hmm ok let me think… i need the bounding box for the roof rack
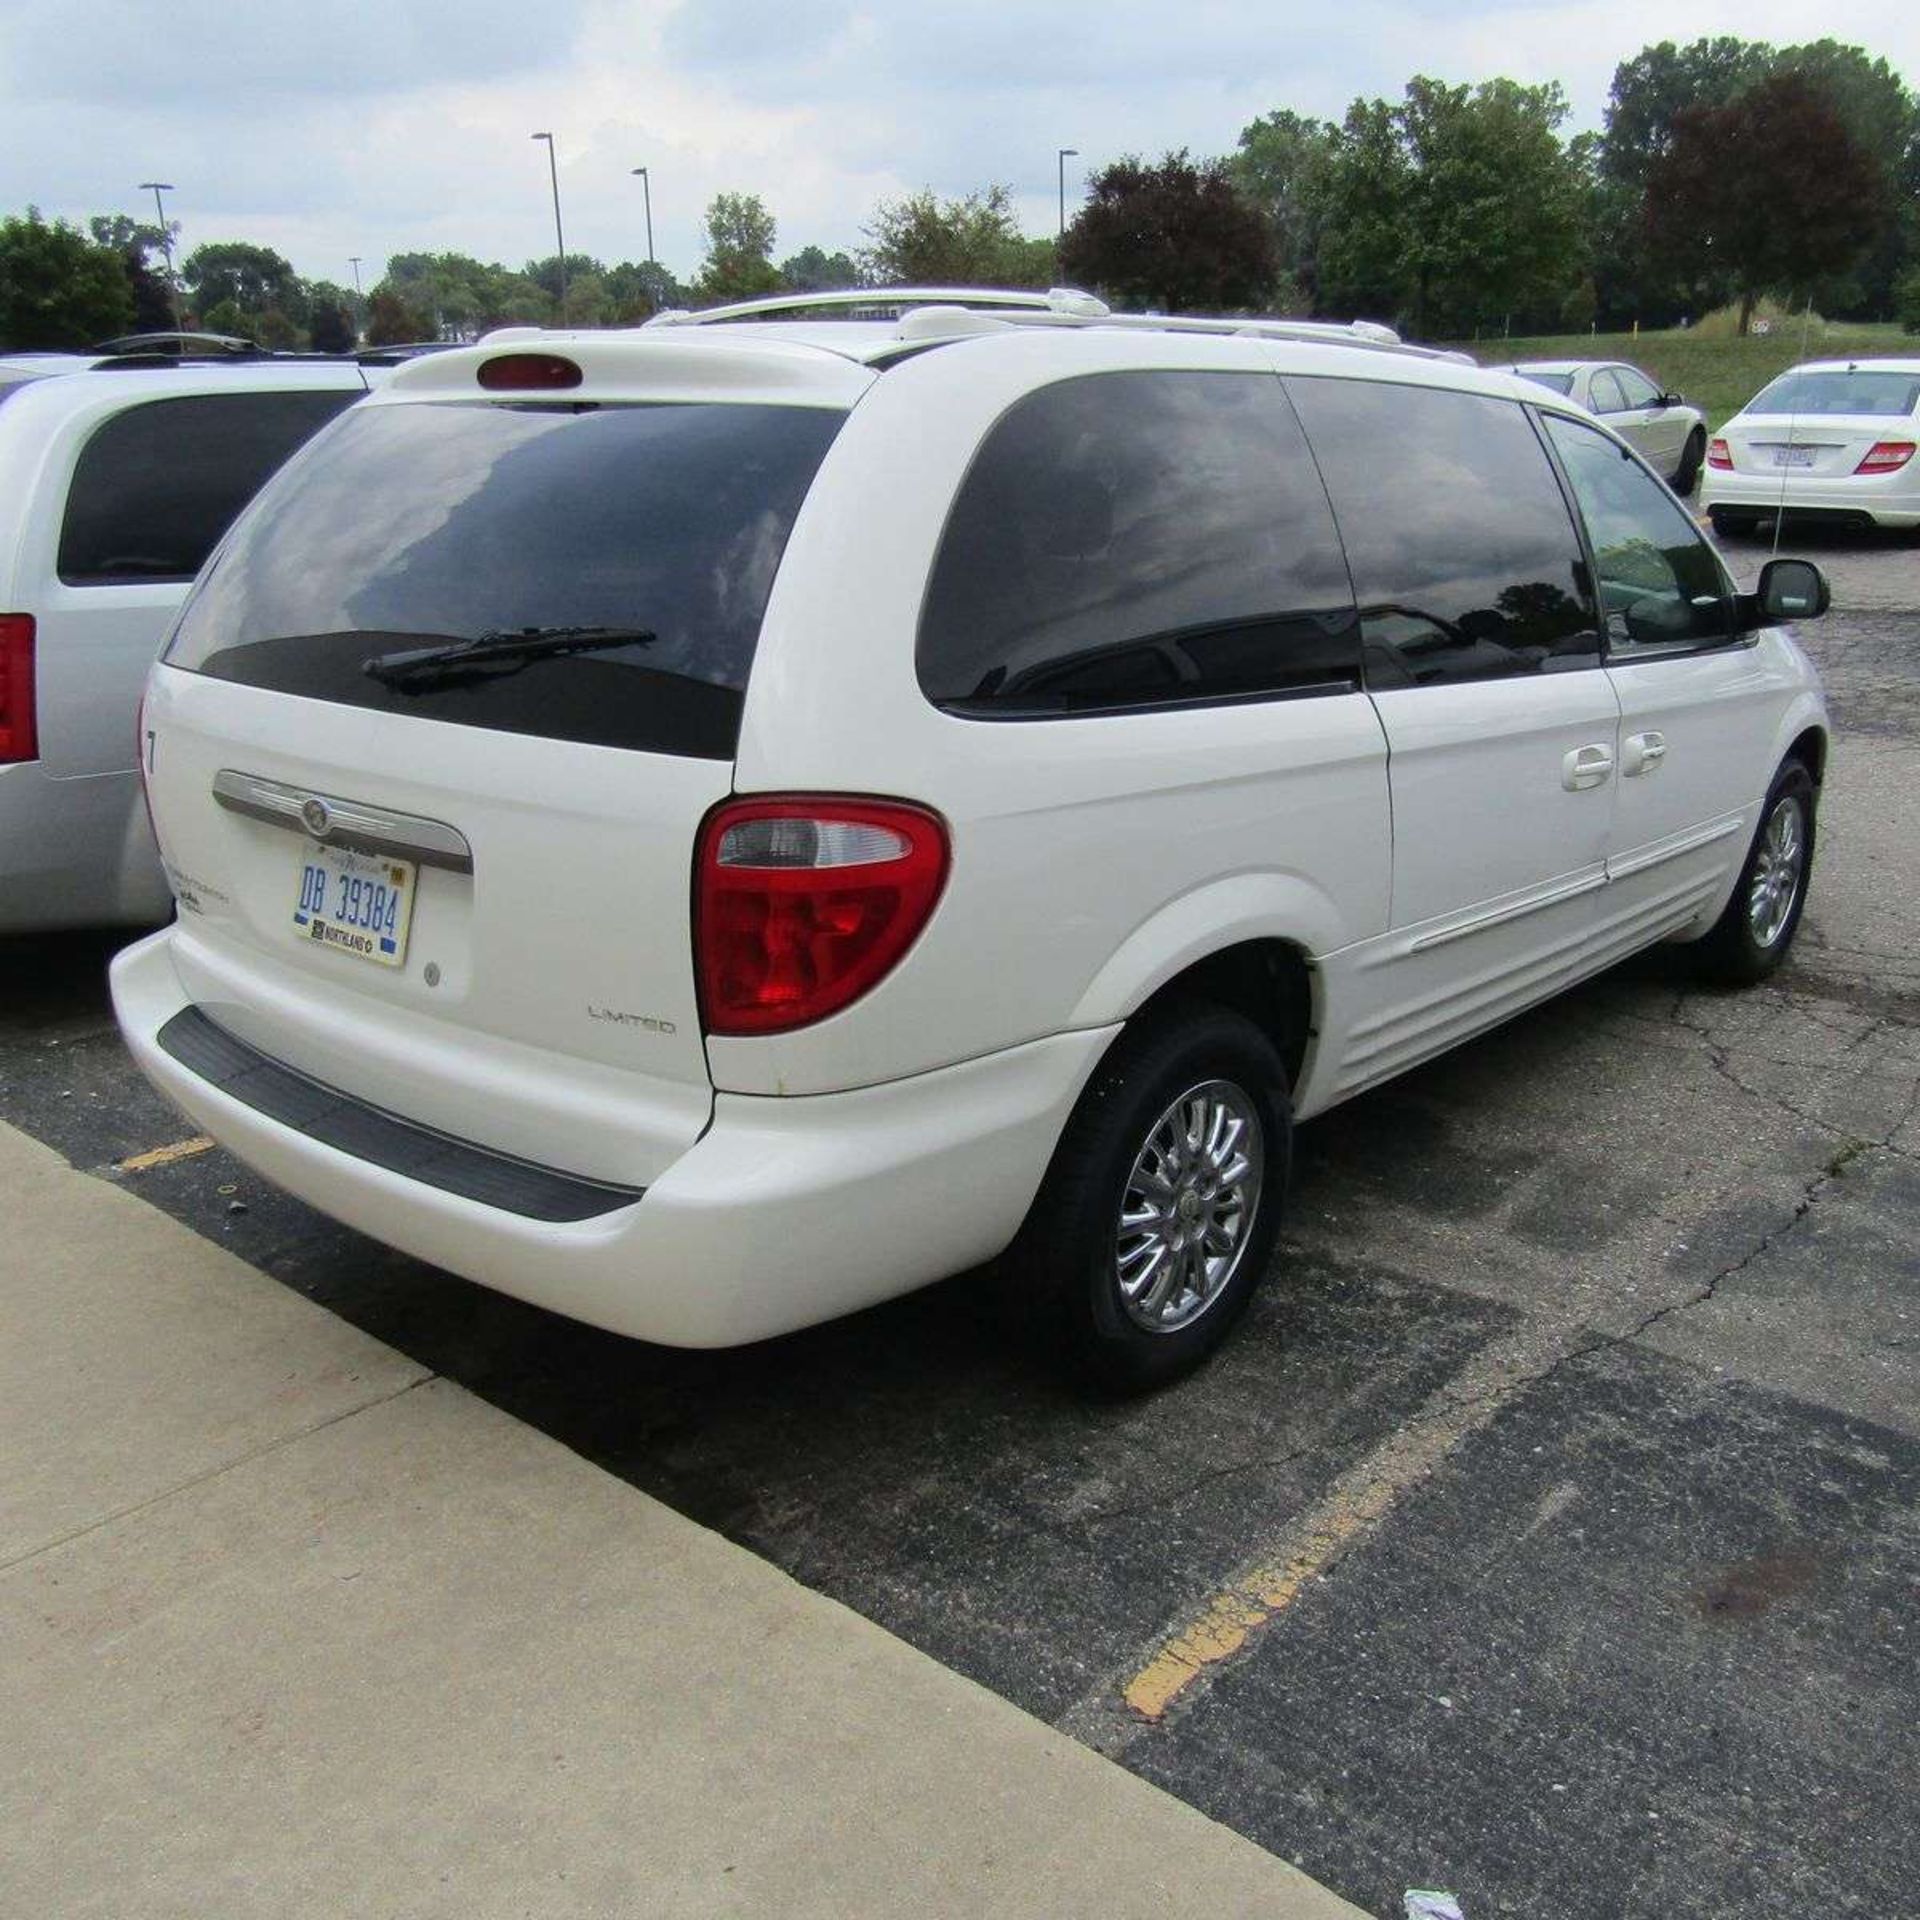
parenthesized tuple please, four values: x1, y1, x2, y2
(647, 286, 1111, 326)
(644, 286, 1469, 365)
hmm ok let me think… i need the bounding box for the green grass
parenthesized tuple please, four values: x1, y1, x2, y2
(1446, 320, 1912, 429)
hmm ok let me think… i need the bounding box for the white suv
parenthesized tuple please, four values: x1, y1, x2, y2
(0, 357, 374, 932)
(111, 290, 1831, 1389)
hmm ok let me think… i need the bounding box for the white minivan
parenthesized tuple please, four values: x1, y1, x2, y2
(112, 291, 1831, 1389)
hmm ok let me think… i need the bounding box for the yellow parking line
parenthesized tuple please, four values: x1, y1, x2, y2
(117, 1135, 216, 1172)
(1120, 1319, 1559, 1723)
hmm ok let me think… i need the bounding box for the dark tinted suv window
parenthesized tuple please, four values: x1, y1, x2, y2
(165, 399, 846, 760)
(58, 389, 359, 585)
(918, 370, 1358, 716)
(1286, 377, 1597, 688)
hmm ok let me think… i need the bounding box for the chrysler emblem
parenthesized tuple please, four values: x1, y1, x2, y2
(301, 797, 331, 837)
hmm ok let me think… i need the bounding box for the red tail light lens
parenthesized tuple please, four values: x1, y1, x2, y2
(477, 353, 583, 392)
(1855, 440, 1915, 475)
(695, 796, 949, 1036)
(0, 615, 36, 763)
(1706, 438, 1733, 470)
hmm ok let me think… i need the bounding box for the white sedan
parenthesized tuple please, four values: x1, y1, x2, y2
(1503, 360, 1708, 493)
(1701, 358, 1920, 535)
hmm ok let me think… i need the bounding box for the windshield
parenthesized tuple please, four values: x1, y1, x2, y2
(1746, 369, 1920, 419)
(165, 398, 846, 759)
(1511, 369, 1575, 396)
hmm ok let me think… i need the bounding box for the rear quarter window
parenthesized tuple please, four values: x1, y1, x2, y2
(917, 369, 1359, 717)
(57, 388, 361, 585)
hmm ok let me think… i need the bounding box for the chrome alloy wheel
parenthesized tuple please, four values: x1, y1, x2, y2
(1114, 1079, 1264, 1333)
(1748, 794, 1806, 949)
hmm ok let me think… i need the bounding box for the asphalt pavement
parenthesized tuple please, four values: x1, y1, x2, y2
(1, 523, 1915, 1918)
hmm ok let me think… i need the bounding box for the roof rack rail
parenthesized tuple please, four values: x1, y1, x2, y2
(645, 285, 1469, 365)
(648, 286, 1111, 327)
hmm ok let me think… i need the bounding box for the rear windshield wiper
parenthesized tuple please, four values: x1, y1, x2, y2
(363, 625, 656, 691)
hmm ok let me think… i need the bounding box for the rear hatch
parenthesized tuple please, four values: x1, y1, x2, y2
(1722, 366, 1920, 478)
(146, 347, 863, 1183)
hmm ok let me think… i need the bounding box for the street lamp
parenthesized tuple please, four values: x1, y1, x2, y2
(347, 256, 364, 342)
(1057, 148, 1079, 238)
(630, 167, 655, 266)
(531, 132, 569, 324)
(138, 180, 180, 326)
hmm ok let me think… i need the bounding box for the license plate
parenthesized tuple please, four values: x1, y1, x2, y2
(1772, 446, 1816, 468)
(292, 840, 416, 967)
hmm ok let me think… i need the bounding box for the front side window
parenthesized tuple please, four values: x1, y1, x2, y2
(1614, 367, 1663, 411)
(917, 370, 1359, 717)
(1542, 412, 1734, 656)
(58, 389, 360, 585)
(1286, 377, 1596, 689)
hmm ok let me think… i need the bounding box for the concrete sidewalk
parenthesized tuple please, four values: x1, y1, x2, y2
(0, 1121, 1367, 1919)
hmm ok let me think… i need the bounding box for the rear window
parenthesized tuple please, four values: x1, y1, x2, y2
(58, 389, 361, 585)
(1746, 369, 1920, 418)
(165, 399, 846, 760)
(1511, 369, 1575, 396)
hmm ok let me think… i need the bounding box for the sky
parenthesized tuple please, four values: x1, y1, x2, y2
(1, 0, 1914, 291)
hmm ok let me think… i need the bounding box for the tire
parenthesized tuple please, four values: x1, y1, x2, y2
(1688, 760, 1816, 985)
(1001, 1002, 1292, 1394)
(1708, 508, 1756, 538)
(1671, 428, 1706, 497)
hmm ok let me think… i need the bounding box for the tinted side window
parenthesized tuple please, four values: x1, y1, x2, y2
(1614, 367, 1662, 410)
(1285, 377, 1596, 689)
(918, 370, 1358, 716)
(58, 389, 359, 586)
(1541, 412, 1734, 655)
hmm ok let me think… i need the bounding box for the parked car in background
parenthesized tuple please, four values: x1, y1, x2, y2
(113, 290, 1829, 1390)
(1702, 358, 1920, 536)
(1502, 360, 1708, 494)
(1, 357, 377, 933)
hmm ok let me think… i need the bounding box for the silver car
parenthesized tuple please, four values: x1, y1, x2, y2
(0, 359, 375, 933)
(1503, 360, 1708, 495)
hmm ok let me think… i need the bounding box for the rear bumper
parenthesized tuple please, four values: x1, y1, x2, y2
(1700, 470, 1920, 528)
(112, 927, 1115, 1347)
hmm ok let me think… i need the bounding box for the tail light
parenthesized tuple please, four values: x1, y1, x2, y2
(1706, 438, 1733, 471)
(1855, 441, 1915, 475)
(695, 796, 949, 1036)
(478, 353, 582, 392)
(0, 615, 35, 763)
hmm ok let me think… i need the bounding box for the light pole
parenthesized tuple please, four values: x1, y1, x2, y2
(531, 132, 568, 324)
(630, 167, 655, 267)
(139, 180, 180, 326)
(347, 256, 364, 343)
(1057, 148, 1078, 238)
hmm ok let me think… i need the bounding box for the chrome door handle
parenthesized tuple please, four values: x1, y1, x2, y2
(1622, 731, 1667, 777)
(1562, 744, 1615, 792)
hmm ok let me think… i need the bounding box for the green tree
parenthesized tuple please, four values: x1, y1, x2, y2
(0, 209, 134, 347)
(1646, 72, 1887, 332)
(1897, 265, 1920, 333)
(1059, 152, 1274, 312)
(695, 194, 781, 303)
(1230, 110, 1337, 306)
(779, 245, 862, 292)
(1315, 79, 1589, 336)
(308, 297, 356, 353)
(603, 259, 687, 321)
(197, 299, 255, 341)
(861, 185, 1045, 287)
(89, 213, 178, 331)
(183, 241, 308, 327)
(364, 285, 434, 347)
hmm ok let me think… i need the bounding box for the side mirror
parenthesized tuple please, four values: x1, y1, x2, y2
(1756, 557, 1830, 624)
(1658, 391, 1684, 409)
